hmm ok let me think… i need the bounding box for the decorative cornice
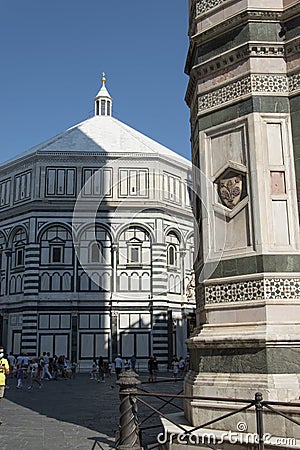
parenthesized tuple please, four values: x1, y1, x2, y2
(191, 9, 282, 46)
(282, 1, 300, 22)
(185, 42, 285, 106)
(286, 36, 300, 59)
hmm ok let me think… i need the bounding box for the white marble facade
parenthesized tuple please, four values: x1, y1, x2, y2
(0, 76, 195, 369)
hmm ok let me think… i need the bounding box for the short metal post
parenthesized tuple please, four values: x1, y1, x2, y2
(255, 392, 264, 450)
(115, 370, 142, 450)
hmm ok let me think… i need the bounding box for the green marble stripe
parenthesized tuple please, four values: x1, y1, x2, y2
(190, 347, 300, 374)
(201, 254, 300, 279)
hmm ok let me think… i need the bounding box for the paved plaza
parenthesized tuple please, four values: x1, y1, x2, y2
(0, 372, 183, 450)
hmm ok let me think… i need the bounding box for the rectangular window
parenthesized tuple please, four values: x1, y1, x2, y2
(163, 172, 182, 204)
(82, 168, 112, 197)
(129, 246, 140, 264)
(0, 179, 11, 207)
(16, 248, 24, 266)
(52, 246, 62, 263)
(46, 168, 76, 197)
(119, 168, 149, 197)
(14, 171, 32, 203)
(101, 100, 106, 115)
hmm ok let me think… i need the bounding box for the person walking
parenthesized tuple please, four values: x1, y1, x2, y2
(70, 361, 77, 379)
(152, 356, 159, 382)
(0, 347, 9, 424)
(107, 361, 112, 377)
(178, 357, 185, 375)
(16, 352, 23, 368)
(130, 355, 137, 372)
(98, 356, 104, 382)
(124, 359, 130, 371)
(0, 346, 9, 395)
(171, 357, 179, 381)
(7, 352, 15, 379)
(90, 358, 98, 380)
(114, 354, 123, 379)
(27, 359, 42, 390)
(16, 365, 24, 389)
(147, 356, 154, 382)
(22, 353, 29, 378)
(41, 352, 52, 380)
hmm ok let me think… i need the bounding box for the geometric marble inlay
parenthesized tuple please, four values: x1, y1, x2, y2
(196, 0, 227, 15)
(205, 277, 300, 304)
(198, 74, 289, 113)
(289, 72, 300, 93)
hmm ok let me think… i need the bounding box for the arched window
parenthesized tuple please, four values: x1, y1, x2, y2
(141, 272, 150, 291)
(118, 226, 151, 266)
(40, 273, 50, 291)
(90, 242, 101, 263)
(120, 272, 129, 291)
(11, 228, 27, 269)
(0, 232, 5, 271)
(51, 272, 61, 291)
(78, 226, 112, 266)
(166, 232, 180, 267)
(130, 272, 140, 291)
(168, 245, 176, 266)
(40, 225, 73, 265)
(79, 272, 89, 291)
(117, 226, 152, 293)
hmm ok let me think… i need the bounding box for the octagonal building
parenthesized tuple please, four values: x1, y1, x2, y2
(0, 75, 195, 369)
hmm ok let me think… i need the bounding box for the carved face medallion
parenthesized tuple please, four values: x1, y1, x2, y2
(219, 175, 242, 209)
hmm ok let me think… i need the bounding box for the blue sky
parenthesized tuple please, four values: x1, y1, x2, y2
(0, 1, 191, 164)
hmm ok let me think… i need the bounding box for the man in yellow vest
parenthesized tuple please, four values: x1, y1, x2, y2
(0, 346, 10, 411)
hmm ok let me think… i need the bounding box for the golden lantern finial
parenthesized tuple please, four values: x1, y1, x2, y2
(102, 72, 106, 85)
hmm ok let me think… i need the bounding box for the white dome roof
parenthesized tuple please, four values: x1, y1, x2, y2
(7, 115, 190, 167)
(3, 75, 190, 168)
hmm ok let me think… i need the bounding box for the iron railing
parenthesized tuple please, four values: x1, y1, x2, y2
(115, 371, 300, 450)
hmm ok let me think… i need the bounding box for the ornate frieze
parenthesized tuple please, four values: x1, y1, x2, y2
(196, 0, 227, 15)
(289, 73, 300, 93)
(186, 44, 284, 107)
(205, 277, 300, 304)
(198, 74, 289, 113)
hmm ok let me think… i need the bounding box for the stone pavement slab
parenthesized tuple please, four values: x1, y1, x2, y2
(0, 373, 183, 450)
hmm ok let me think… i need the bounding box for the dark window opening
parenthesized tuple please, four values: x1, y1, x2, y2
(101, 100, 106, 115)
(16, 248, 24, 266)
(52, 247, 62, 263)
(129, 246, 140, 264)
(91, 243, 100, 263)
(168, 246, 176, 266)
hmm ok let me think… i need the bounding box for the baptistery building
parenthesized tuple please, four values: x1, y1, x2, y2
(0, 75, 195, 369)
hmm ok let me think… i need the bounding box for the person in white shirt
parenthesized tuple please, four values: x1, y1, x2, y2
(41, 352, 52, 380)
(16, 353, 23, 367)
(171, 357, 180, 381)
(7, 352, 16, 378)
(27, 359, 42, 390)
(114, 355, 123, 379)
